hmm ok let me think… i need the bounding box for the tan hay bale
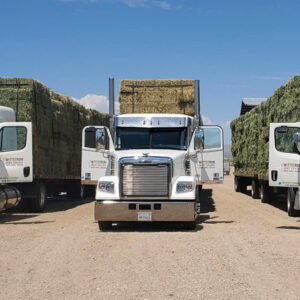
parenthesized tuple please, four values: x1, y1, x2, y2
(119, 79, 197, 117)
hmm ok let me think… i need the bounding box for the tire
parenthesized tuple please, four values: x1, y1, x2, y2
(234, 176, 246, 193)
(98, 221, 112, 231)
(29, 182, 46, 212)
(251, 179, 260, 199)
(287, 188, 297, 217)
(184, 221, 196, 230)
(260, 183, 270, 203)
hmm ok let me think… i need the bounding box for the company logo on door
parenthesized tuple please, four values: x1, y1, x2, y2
(199, 160, 215, 168)
(4, 158, 24, 167)
(89, 160, 107, 169)
(282, 163, 300, 173)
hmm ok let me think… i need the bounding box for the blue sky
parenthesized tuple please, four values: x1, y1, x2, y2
(1, 0, 300, 143)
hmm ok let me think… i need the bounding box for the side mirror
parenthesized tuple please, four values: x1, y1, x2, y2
(293, 132, 300, 153)
(96, 128, 107, 151)
(195, 129, 204, 151)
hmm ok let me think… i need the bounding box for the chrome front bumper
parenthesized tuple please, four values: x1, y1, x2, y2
(94, 201, 196, 222)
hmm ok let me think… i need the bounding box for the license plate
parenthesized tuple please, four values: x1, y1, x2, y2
(138, 212, 152, 222)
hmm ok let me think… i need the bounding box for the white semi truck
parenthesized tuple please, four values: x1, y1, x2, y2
(82, 79, 224, 230)
(234, 123, 300, 216)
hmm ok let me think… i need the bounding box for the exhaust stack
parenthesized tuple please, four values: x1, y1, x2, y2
(109, 77, 115, 116)
(109, 78, 115, 134)
(194, 80, 200, 124)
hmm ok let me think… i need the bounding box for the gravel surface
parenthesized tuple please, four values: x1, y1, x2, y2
(1, 172, 300, 300)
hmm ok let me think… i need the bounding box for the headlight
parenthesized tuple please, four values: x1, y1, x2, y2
(98, 181, 114, 193)
(177, 181, 193, 193)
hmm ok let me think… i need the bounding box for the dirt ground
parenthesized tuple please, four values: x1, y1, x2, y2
(1, 172, 300, 300)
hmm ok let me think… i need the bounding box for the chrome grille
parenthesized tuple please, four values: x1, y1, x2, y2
(122, 164, 169, 197)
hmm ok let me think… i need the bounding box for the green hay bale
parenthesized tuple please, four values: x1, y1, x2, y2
(231, 76, 300, 180)
(0, 77, 109, 179)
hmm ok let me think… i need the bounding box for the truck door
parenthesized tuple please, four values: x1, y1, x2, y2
(0, 122, 33, 183)
(189, 126, 224, 184)
(81, 126, 114, 185)
(269, 123, 300, 187)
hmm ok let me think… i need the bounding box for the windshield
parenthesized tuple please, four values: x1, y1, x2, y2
(115, 127, 188, 150)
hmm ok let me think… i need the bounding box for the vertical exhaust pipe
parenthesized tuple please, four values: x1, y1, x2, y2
(109, 78, 115, 134)
(109, 77, 115, 116)
(194, 80, 200, 124)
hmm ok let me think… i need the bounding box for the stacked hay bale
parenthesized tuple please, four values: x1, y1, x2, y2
(231, 76, 300, 180)
(0, 78, 109, 179)
(119, 79, 200, 120)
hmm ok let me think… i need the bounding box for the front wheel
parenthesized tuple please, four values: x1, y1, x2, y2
(29, 182, 46, 212)
(287, 188, 297, 217)
(260, 183, 270, 203)
(251, 179, 260, 199)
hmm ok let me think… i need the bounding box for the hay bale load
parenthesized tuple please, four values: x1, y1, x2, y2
(231, 76, 300, 180)
(119, 79, 200, 120)
(0, 78, 109, 203)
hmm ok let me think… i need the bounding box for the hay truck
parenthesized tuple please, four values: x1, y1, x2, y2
(231, 76, 300, 216)
(0, 78, 109, 212)
(0, 106, 29, 211)
(82, 79, 224, 230)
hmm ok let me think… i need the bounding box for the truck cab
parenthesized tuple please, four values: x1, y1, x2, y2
(82, 113, 224, 230)
(0, 106, 32, 211)
(269, 122, 300, 216)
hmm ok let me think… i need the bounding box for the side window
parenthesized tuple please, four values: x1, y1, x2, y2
(0, 126, 27, 152)
(203, 128, 221, 149)
(275, 127, 300, 154)
(84, 127, 108, 150)
(84, 128, 96, 148)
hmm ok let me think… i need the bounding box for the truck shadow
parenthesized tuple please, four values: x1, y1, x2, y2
(277, 226, 300, 230)
(100, 221, 204, 232)
(266, 194, 288, 213)
(240, 190, 288, 214)
(0, 213, 54, 225)
(11, 196, 94, 214)
(198, 214, 234, 224)
(199, 188, 216, 213)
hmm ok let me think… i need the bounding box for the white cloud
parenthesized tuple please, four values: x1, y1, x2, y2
(201, 115, 214, 125)
(58, 0, 171, 9)
(74, 94, 120, 114)
(122, 0, 148, 7)
(153, 0, 170, 9)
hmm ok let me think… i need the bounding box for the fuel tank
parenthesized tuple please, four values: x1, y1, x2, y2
(0, 185, 21, 211)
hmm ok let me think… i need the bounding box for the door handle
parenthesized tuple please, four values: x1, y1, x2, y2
(271, 170, 278, 181)
(23, 167, 30, 177)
